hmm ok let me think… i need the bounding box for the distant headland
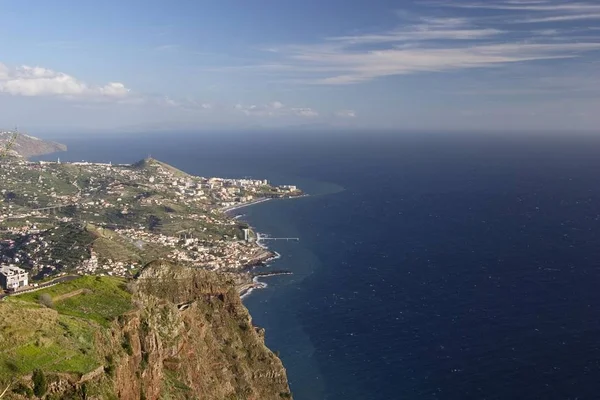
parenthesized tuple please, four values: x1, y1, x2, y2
(0, 130, 67, 159)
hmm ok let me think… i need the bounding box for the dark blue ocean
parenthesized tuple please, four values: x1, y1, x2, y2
(38, 132, 600, 399)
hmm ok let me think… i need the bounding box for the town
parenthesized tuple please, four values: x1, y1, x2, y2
(0, 156, 302, 291)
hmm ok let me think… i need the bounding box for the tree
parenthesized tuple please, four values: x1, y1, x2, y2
(147, 215, 162, 232)
(32, 369, 47, 397)
(3, 191, 16, 203)
(62, 205, 78, 217)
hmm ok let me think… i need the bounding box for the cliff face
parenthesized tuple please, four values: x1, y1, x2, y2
(112, 261, 291, 400)
(0, 132, 66, 158)
(1, 262, 291, 399)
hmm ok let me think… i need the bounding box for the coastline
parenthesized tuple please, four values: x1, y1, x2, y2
(223, 192, 310, 213)
(226, 197, 297, 300)
(237, 238, 284, 298)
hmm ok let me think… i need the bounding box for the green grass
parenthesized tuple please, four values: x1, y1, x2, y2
(14, 343, 69, 372)
(15, 276, 133, 327)
(0, 276, 135, 379)
(0, 308, 101, 378)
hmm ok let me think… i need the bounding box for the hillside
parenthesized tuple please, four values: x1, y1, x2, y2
(0, 131, 66, 159)
(0, 261, 292, 399)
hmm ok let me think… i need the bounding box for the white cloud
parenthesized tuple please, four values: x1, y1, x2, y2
(336, 110, 356, 118)
(157, 97, 215, 111)
(163, 96, 179, 107)
(98, 82, 129, 97)
(328, 17, 503, 44)
(291, 107, 319, 117)
(0, 63, 131, 99)
(235, 101, 318, 117)
(0, 64, 9, 80)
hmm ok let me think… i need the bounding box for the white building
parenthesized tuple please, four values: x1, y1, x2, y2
(0, 265, 29, 291)
(242, 228, 250, 242)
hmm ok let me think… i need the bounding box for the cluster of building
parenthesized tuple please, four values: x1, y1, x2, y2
(0, 157, 302, 287)
(78, 250, 135, 277)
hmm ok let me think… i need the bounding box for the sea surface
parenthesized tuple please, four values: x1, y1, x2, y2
(38, 131, 600, 399)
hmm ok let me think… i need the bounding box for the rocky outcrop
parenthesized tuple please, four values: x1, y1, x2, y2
(110, 260, 292, 400)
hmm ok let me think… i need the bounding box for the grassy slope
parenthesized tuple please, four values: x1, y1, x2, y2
(0, 266, 291, 399)
(0, 276, 132, 380)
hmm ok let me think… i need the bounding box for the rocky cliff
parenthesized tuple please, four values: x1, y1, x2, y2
(0, 131, 66, 158)
(113, 261, 291, 400)
(0, 261, 292, 399)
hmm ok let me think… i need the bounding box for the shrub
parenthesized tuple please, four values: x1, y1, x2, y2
(104, 355, 115, 377)
(122, 333, 133, 356)
(12, 382, 34, 397)
(39, 293, 54, 309)
(32, 369, 47, 397)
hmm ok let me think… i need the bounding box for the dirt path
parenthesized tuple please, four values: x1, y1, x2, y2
(53, 289, 87, 302)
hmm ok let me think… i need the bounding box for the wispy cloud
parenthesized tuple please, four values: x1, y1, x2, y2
(327, 17, 503, 44)
(237, 2, 600, 85)
(272, 42, 600, 85)
(444, 1, 600, 23)
(447, 1, 600, 12)
(516, 13, 600, 23)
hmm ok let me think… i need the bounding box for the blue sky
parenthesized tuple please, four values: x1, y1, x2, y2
(0, 0, 599, 133)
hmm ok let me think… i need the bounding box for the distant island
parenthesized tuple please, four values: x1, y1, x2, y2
(0, 134, 299, 399)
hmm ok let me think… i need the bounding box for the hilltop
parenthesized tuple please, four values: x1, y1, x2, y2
(0, 131, 66, 159)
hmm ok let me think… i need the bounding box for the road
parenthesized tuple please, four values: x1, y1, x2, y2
(0, 274, 80, 300)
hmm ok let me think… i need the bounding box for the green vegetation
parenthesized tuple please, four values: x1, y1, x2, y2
(0, 310, 98, 379)
(122, 332, 134, 356)
(32, 368, 47, 397)
(0, 276, 132, 382)
(0, 263, 293, 399)
(15, 275, 133, 326)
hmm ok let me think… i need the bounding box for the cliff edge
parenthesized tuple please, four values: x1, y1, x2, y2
(0, 261, 292, 399)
